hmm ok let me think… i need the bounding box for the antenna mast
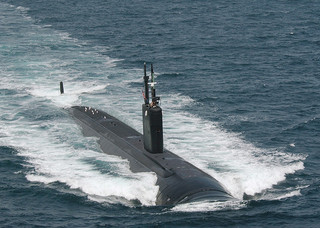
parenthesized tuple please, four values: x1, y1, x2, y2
(143, 62, 149, 104)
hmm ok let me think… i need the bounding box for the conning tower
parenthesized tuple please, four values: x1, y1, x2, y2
(142, 63, 163, 154)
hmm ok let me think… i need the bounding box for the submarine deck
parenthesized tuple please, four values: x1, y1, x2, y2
(69, 106, 234, 205)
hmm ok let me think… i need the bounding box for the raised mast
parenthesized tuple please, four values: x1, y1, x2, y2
(151, 63, 156, 99)
(142, 63, 163, 153)
(143, 62, 149, 105)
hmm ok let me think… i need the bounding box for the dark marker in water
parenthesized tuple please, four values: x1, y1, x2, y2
(60, 81, 64, 94)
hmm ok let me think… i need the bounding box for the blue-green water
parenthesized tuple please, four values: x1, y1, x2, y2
(1, 0, 319, 227)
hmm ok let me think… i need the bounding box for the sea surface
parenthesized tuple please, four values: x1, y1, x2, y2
(1, 0, 319, 227)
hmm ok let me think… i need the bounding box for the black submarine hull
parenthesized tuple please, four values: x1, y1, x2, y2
(69, 106, 234, 205)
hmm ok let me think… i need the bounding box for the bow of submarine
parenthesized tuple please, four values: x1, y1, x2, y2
(68, 105, 234, 206)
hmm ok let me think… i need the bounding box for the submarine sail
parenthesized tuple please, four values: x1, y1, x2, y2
(69, 63, 234, 205)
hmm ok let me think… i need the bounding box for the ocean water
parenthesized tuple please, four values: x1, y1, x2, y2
(0, 0, 319, 227)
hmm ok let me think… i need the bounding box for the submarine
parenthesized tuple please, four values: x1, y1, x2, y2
(68, 63, 234, 205)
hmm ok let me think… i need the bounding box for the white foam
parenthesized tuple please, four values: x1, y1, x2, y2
(160, 106, 306, 199)
(16, 6, 30, 12)
(0, 115, 158, 206)
(258, 185, 308, 201)
(171, 200, 246, 212)
(274, 190, 301, 200)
